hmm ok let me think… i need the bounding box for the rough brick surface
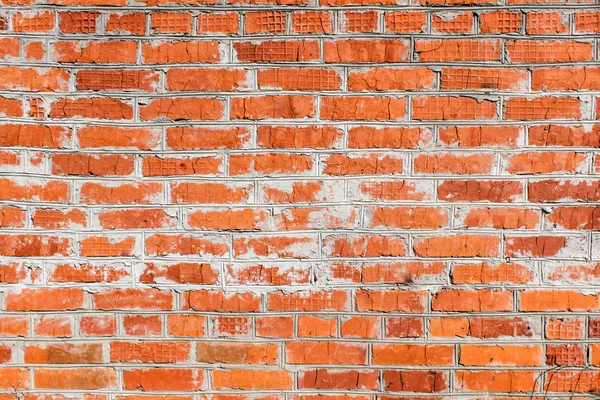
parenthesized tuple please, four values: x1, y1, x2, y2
(0, 0, 598, 397)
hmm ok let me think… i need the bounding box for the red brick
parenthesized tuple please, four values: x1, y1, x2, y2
(168, 315, 206, 337)
(268, 290, 348, 311)
(470, 317, 533, 338)
(0, 124, 71, 148)
(298, 315, 337, 338)
(0, 234, 73, 257)
(77, 126, 160, 150)
(355, 290, 426, 312)
(292, 11, 333, 34)
(111, 341, 189, 363)
(230, 153, 313, 176)
(0, 207, 25, 228)
(76, 70, 159, 91)
(0, 96, 22, 117)
(198, 13, 239, 34)
(521, 290, 600, 311)
(151, 12, 192, 34)
(413, 96, 497, 120)
(385, 317, 423, 338)
(457, 371, 536, 392)
(171, 182, 252, 204)
(480, 11, 522, 33)
(53, 41, 137, 63)
(231, 95, 316, 119)
(256, 316, 293, 338)
(287, 342, 366, 365)
(452, 262, 534, 284)
(432, 289, 513, 312)
(460, 344, 543, 366)
(546, 206, 600, 230)
(340, 11, 378, 33)
(234, 235, 318, 259)
(80, 182, 162, 204)
(439, 125, 522, 148)
(299, 369, 378, 390)
(167, 127, 250, 150)
(507, 40, 593, 63)
(34, 368, 116, 390)
(60, 11, 99, 33)
(348, 126, 431, 149)
(532, 67, 600, 91)
(342, 316, 380, 338)
(414, 152, 494, 174)
(80, 315, 117, 336)
(35, 315, 72, 337)
(258, 126, 342, 148)
(208, 318, 248, 336)
(142, 155, 221, 177)
(212, 370, 292, 390)
(145, 233, 228, 257)
(372, 344, 453, 366)
(384, 11, 427, 33)
(6, 288, 84, 311)
(245, 11, 287, 34)
(368, 206, 448, 229)
(106, 12, 146, 34)
(258, 68, 341, 91)
(234, 40, 319, 62)
(529, 179, 600, 202)
(52, 154, 134, 176)
(13, 12, 54, 32)
(441, 68, 527, 91)
(94, 288, 173, 310)
(183, 290, 260, 312)
(33, 208, 87, 229)
(348, 68, 435, 91)
(575, 11, 600, 33)
(47, 263, 128, 283)
(361, 261, 446, 284)
(438, 180, 523, 202)
(503, 151, 587, 174)
(505, 235, 580, 257)
(527, 12, 568, 34)
(432, 12, 474, 33)
(187, 209, 269, 231)
(25, 343, 103, 364)
(197, 342, 277, 364)
(321, 97, 406, 120)
(123, 368, 203, 391)
(140, 98, 223, 121)
(415, 39, 501, 61)
(167, 69, 250, 91)
(504, 96, 582, 120)
(459, 207, 540, 229)
(143, 41, 221, 64)
(323, 153, 403, 175)
(324, 39, 409, 63)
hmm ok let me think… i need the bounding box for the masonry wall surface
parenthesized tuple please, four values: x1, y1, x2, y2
(0, 0, 599, 397)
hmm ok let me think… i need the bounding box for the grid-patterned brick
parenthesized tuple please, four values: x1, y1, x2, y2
(151, 12, 192, 34)
(291, 11, 333, 34)
(197, 13, 239, 34)
(106, 13, 147, 35)
(341, 11, 379, 33)
(60, 12, 99, 34)
(245, 11, 287, 34)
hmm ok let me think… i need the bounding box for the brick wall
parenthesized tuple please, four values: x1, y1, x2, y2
(0, 0, 599, 397)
